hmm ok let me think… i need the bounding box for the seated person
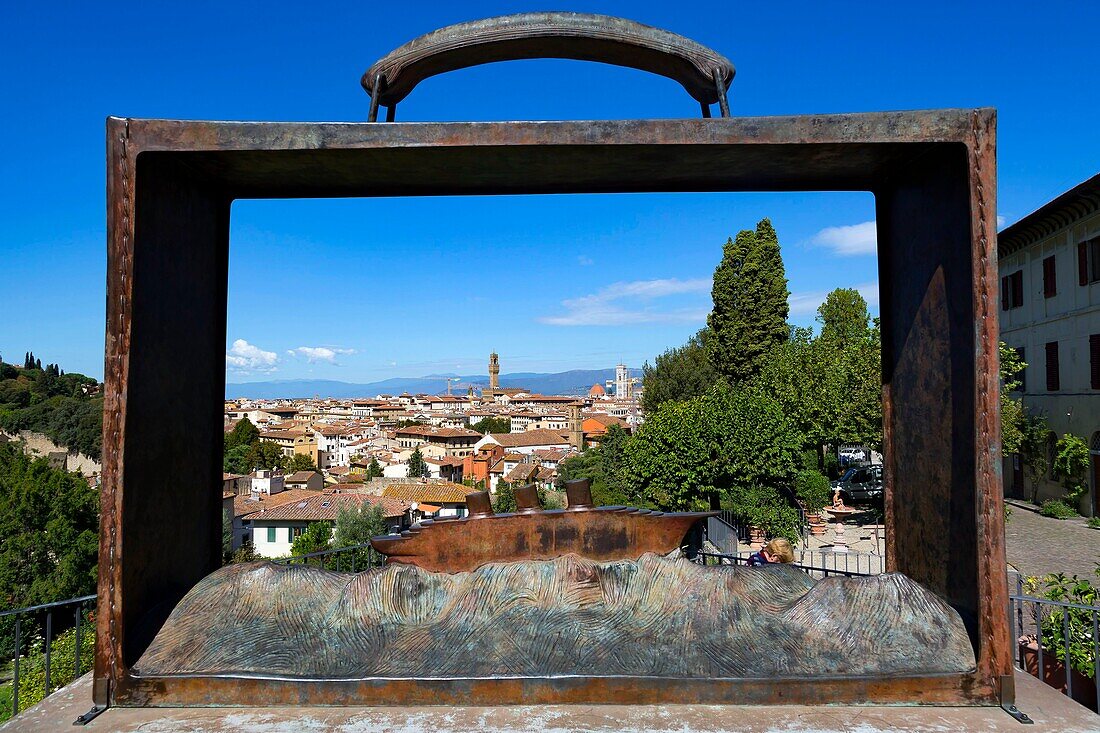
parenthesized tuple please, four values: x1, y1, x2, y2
(747, 538, 795, 566)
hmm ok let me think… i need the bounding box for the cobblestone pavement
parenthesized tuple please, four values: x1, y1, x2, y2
(1004, 500, 1100, 580)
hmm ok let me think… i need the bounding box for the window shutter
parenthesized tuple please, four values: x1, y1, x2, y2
(1012, 270, 1024, 307)
(1001, 276, 1010, 310)
(1079, 241, 1089, 285)
(1045, 341, 1060, 392)
(1043, 255, 1056, 298)
(1091, 335, 1100, 390)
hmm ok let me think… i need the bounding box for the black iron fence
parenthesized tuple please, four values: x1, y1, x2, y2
(272, 542, 386, 573)
(1, 594, 95, 721)
(1009, 572, 1099, 712)
(692, 550, 875, 578)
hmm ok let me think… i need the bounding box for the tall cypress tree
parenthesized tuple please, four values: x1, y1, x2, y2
(706, 218, 790, 382)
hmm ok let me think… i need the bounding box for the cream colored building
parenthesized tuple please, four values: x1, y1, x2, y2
(999, 172, 1100, 516)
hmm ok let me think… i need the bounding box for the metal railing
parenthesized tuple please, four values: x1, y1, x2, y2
(1, 594, 95, 720)
(272, 542, 386, 573)
(1008, 572, 1099, 711)
(692, 550, 874, 578)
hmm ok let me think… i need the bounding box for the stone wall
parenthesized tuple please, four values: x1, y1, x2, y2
(2, 430, 101, 476)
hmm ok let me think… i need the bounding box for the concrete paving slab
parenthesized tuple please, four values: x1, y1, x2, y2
(5, 671, 1098, 732)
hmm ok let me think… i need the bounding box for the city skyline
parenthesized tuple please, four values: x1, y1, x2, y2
(2, 2, 1097, 382)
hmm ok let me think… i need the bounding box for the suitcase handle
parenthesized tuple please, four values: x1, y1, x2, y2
(362, 12, 735, 121)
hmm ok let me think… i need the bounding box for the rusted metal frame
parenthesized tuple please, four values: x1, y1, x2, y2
(99, 117, 232, 709)
(112, 670, 995, 707)
(361, 13, 735, 110)
(874, 108, 1008, 705)
(101, 110, 1007, 707)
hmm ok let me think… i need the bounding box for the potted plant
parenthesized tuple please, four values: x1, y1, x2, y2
(739, 485, 802, 547)
(1017, 571, 1099, 712)
(794, 470, 831, 534)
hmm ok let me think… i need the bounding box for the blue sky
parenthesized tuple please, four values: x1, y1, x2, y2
(2, 1, 1096, 383)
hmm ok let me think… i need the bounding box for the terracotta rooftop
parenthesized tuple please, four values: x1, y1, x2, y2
(233, 488, 323, 519)
(254, 493, 410, 521)
(489, 429, 571, 448)
(285, 471, 320, 483)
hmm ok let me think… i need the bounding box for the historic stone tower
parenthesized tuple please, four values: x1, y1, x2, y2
(488, 352, 500, 391)
(568, 402, 584, 450)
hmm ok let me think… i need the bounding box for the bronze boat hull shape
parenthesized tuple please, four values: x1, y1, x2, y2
(371, 480, 717, 573)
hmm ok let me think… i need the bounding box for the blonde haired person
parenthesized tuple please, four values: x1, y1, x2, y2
(747, 538, 795, 566)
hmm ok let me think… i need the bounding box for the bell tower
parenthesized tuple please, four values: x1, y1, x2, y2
(488, 352, 500, 390)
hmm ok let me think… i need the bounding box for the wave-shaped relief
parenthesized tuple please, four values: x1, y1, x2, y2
(133, 553, 975, 679)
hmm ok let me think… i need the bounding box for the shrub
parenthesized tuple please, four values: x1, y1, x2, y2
(729, 484, 802, 544)
(0, 620, 95, 723)
(1087, 516, 1100, 529)
(1023, 572, 1098, 679)
(1053, 433, 1090, 503)
(794, 470, 831, 512)
(1039, 499, 1079, 519)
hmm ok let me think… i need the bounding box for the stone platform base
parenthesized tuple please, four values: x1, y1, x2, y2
(6, 672, 1099, 732)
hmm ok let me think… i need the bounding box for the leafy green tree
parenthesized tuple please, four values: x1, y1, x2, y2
(0, 363, 103, 460)
(366, 457, 384, 479)
(794, 469, 831, 513)
(1053, 433, 1089, 506)
(222, 507, 233, 563)
(231, 542, 259, 564)
(244, 440, 286, 472)
(225, 418, 260, 450)
(492, 480, 516, 513)
(0, 445, 98, 652)
(291, 521, 332, 556)
(1018, 413, 1051, 504)
(407, 447, 428, 478)
(706, 219, 790, 383)
(624, 383, 802, 511)
(816, 288, 870, 345)
(223, 444, 251, 475)
(287, 453, 318, 473)
(472, 416, 511, 434)
(334, 503, 387, 545)
(753, 295, 882, 459)
(332, 503, 387, 569)
(641, 329, 720, 413)
(999, 343, 1026, 455)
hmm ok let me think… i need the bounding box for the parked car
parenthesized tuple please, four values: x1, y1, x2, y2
(831, 465, 883, 506)
(838, 446, 866, 463)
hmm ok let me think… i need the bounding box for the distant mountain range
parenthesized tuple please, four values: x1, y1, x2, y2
(225, 368, 641, 400)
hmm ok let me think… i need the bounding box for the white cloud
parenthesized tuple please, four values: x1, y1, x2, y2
(997, 215, 1006, 228)
(810, 220, 878, 257)
(288, 346, 357, 364)
(577, 255, 594, 266)
(226, 339, 278, 372)
(540, 278, 711, 326)
(788, 281, 880, 317)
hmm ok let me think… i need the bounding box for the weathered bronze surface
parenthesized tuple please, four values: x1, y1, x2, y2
(99, 14, 1008, 708)
(133, 555, 975, 682)
(372, 481, 717, 573)
(361, 12, 735, 116)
